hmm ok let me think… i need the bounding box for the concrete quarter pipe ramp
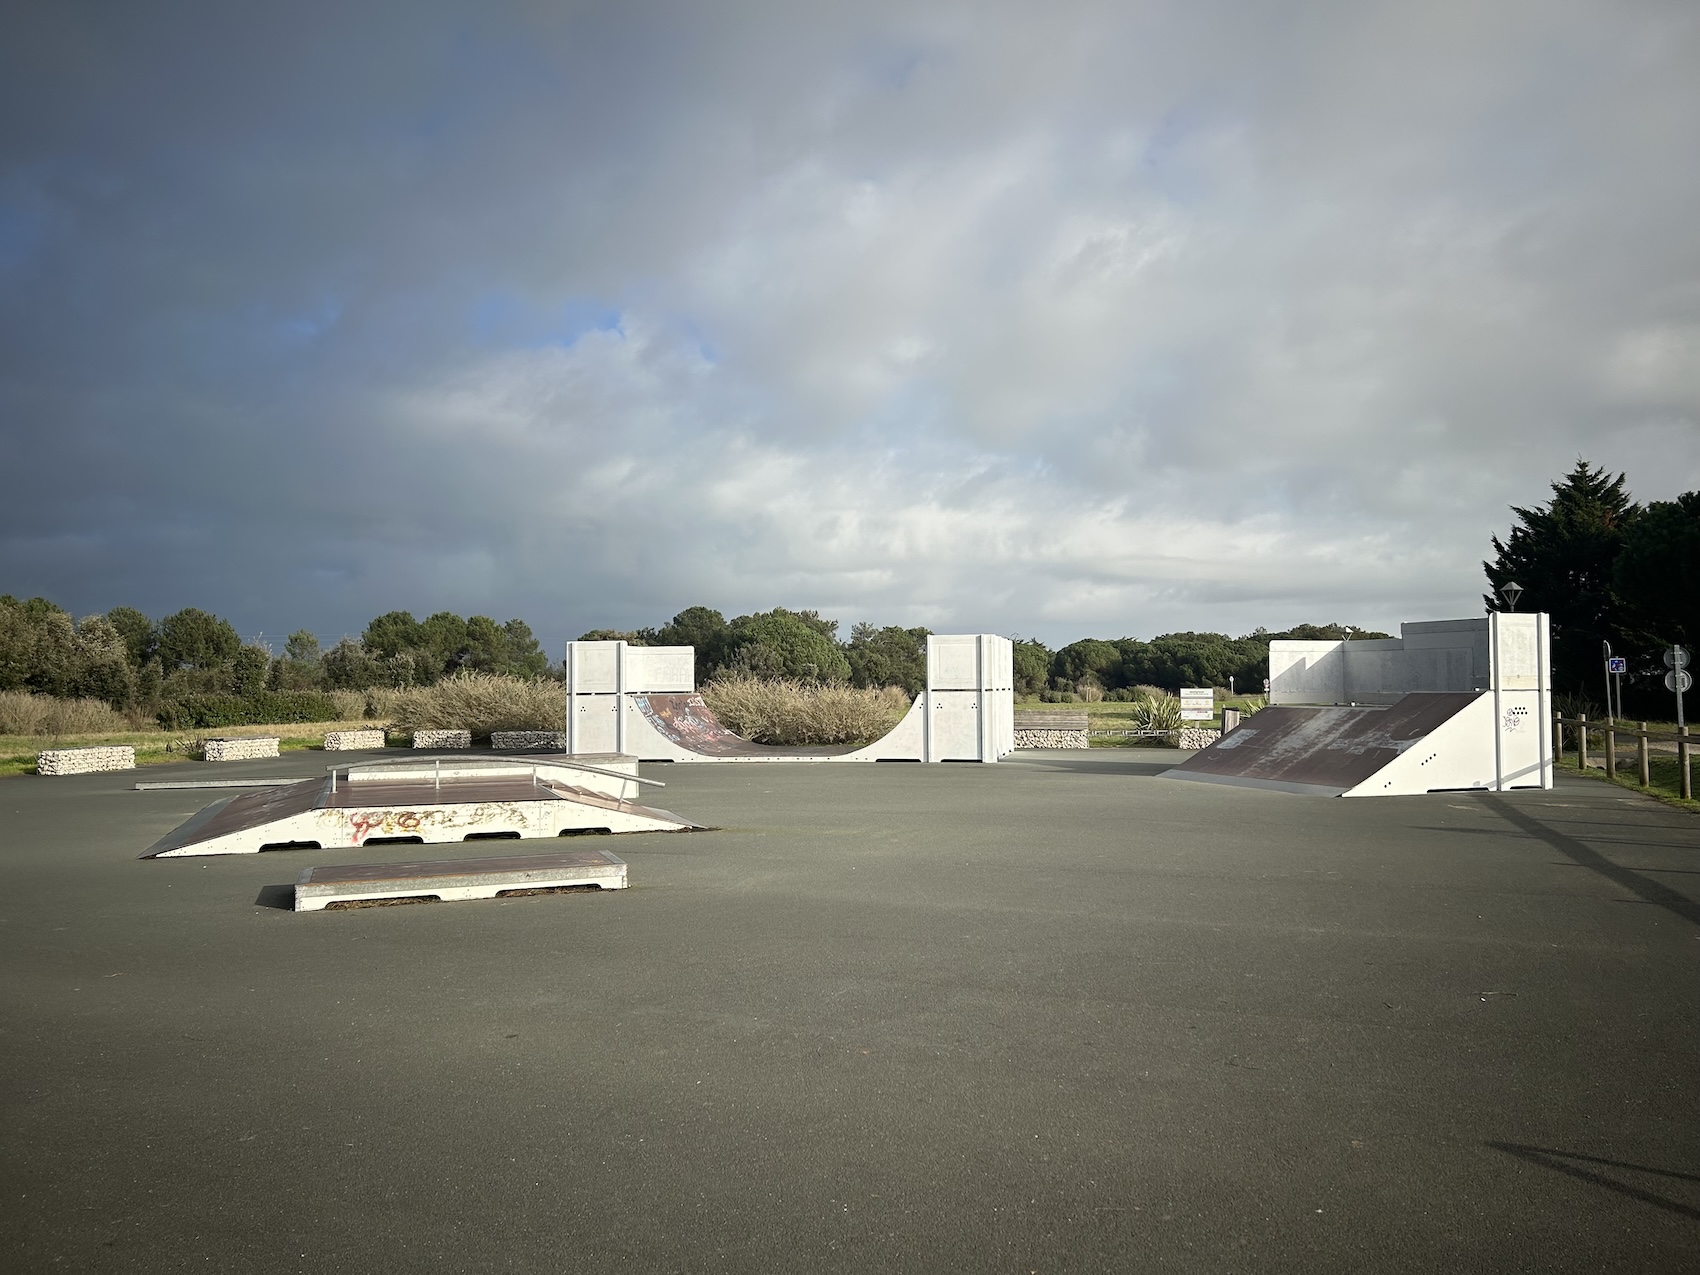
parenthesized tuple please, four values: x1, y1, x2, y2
(566, 634, 1015, 763)
(1162, 614, 1554, 798)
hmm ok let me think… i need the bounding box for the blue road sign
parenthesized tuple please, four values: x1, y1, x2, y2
(1607, 657, 1627, 674)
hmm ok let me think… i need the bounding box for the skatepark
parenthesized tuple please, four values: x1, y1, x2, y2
(3, 715, 1698, 1271)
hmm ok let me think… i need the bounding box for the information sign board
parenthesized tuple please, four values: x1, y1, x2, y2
(1607, 657, 1626, 675)
(1179, 688, 1214, 722)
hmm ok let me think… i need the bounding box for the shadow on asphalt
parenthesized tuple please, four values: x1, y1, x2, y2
(1479, 795, 1700, 927)
(254, 884, 294, 910)
(1011, 758, 1180, 777)
(1486, 1142, 1700, 1221)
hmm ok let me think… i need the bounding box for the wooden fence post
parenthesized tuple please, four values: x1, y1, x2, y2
(1578, 714, 1589, 771)
(1638, 722, 1650, 788)
(1605, 720, 1616, 779)
(1554, 711, 1565, 765)
(1681, 725, 1693, 802)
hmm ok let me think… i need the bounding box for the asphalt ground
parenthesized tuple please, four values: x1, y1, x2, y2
(2, 749, 1697, 1273)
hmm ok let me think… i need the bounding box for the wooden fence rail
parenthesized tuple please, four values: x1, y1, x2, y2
(1553, 714, 1693, 800)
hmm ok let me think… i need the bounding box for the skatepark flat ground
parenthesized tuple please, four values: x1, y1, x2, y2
(2, 750, 1697, 1272)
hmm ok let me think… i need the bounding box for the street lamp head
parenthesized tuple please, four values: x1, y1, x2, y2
(1501, 581, 1523, 612)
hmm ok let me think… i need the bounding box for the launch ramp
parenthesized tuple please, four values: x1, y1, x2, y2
(1162, 613, 1554, 798)
(144, 755, 699, 858)
(566, 634, 1015, 763)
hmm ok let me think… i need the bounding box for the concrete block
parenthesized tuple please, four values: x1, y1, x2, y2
(38, 746, 136, 775)
(1177, 727, 1221, 751)
(203, 737, 279, 762)
(491, 731, 569, 751)
(294, 848, 628, 912)
(411, 730, 471, 749)
(324, 729, 386, 751)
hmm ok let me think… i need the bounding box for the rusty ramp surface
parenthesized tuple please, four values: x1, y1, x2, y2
(1159, 693, 1484, 797)
(634, 693, 864, 760)
(143, 765, 701, 858)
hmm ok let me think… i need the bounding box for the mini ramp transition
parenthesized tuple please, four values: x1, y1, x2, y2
(565, 634, 1015, 763)
(1163, 613, 1554, 797)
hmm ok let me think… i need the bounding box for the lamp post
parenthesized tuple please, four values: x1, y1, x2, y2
(1500, 581, 1523, 612)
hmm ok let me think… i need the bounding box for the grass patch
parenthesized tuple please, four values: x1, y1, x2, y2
(1557, 751, 1699, 814)
(0, 719, 389, 778)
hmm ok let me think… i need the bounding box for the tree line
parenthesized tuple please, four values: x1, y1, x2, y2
(0, 601, 550, 727)
(586, 607, 1386, 700)
(1484, 460, 1700, 713)
(0, 592, 1397, 726)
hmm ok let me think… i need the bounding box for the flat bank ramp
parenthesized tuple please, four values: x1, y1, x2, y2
(144, 769, 699, 858)
(1160, 692, 1488, 797)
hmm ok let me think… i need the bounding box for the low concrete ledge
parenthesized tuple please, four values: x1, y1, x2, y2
(203, 737, 279, 762)
(324, 729, 386, 751)
(491, 731, 569, 750)
(38, 745, 136, 775)
(294, 848, 628, 911)
(411, 729, 472, 750)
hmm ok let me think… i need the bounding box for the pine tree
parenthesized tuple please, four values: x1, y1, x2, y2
(1484, 461, 1639, 695)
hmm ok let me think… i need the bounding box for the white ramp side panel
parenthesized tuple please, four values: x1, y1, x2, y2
(1340, 694, 1498, 796)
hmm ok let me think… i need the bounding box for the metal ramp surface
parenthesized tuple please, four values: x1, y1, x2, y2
(143, 756, 699, 858)
(1159, 692, 1494, 797)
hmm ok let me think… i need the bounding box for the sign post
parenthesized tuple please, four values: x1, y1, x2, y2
(1666, 647, 1690, 730)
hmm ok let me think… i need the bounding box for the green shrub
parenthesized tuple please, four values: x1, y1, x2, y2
(387, 672, 565, 739)
(1128, 695, 1182, 732)
(701, 675, 910, 746)
(157, 691, 344, 730)
(0, 690, 128, 736)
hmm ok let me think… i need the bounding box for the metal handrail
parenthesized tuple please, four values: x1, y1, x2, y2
(326, 757, 665, 786)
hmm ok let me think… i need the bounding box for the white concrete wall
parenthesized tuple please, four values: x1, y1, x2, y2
(1269, 616, 1525, 706)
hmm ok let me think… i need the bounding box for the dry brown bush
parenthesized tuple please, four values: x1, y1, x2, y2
(701, 675, 910, 746)
(386, 672, 565, 739)
(0, 691, 127, 736)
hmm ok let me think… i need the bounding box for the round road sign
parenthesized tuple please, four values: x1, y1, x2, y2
(1665, 647, 1690, 670)
(1667, 670, 1693, 693)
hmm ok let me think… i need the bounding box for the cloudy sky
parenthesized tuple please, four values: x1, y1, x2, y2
(2, 1, 1697, 651)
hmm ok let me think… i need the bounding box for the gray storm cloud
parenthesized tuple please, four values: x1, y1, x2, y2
(1, 0, 1696, 647)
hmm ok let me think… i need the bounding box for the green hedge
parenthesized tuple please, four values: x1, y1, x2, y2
(157, 691, 344, 730)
